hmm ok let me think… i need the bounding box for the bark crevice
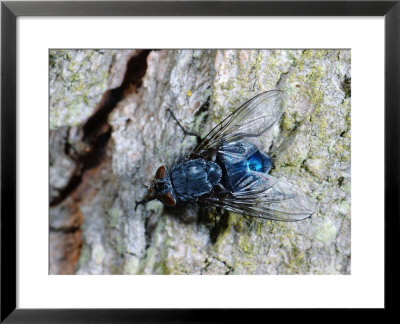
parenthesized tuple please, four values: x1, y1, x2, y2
(50, 50, 151, 207)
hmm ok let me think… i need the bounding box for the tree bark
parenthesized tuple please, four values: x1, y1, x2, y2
(49, 49, 351, 275)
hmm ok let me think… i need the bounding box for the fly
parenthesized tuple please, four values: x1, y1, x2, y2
(137, 90, 315, 221)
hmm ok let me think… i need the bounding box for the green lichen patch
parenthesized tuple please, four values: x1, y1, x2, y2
(316, 219, 337, 245)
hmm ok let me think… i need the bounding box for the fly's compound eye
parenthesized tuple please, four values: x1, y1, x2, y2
(156, 166, 166, 179)
(160, 192, 176, 207)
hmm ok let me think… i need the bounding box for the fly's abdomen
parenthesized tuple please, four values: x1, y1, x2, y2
(218, 141, 272, 191)
(171, 159, 222, 201)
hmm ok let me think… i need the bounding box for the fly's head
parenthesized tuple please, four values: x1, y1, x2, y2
(152, 166, 177, 207)
(137, 165, 177, 209)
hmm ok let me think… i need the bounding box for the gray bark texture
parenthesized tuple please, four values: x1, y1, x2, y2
(49, 49, 351, 275)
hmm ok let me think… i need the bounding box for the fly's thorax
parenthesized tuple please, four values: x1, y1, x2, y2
(152, 165, 177, 207)
(169, 159, 222, 202)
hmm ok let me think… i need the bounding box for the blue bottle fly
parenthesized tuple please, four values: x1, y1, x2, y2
(138, 91, 315, 221)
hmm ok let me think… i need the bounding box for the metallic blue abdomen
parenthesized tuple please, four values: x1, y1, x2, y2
(217, 141, 272, 191)
(247, 151, 264, 172)
(171, 159, 222, 202)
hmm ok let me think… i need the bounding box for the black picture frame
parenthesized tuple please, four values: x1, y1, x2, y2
(1, 0, 398, 322)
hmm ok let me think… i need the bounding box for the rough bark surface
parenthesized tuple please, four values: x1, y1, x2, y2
(49, 49, 351, 275)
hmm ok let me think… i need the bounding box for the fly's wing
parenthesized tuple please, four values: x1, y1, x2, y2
(190, 90, 283, 159)
(192, 90, 315, 221)
(205, 174, 315, 221)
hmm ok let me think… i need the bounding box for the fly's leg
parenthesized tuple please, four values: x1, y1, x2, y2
(166, 108, 202, 144)
(134, 200, 146, 211)
(135, 197, 151, 211)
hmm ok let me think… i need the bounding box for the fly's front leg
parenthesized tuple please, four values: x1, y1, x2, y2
(166, 108, 202, 144)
